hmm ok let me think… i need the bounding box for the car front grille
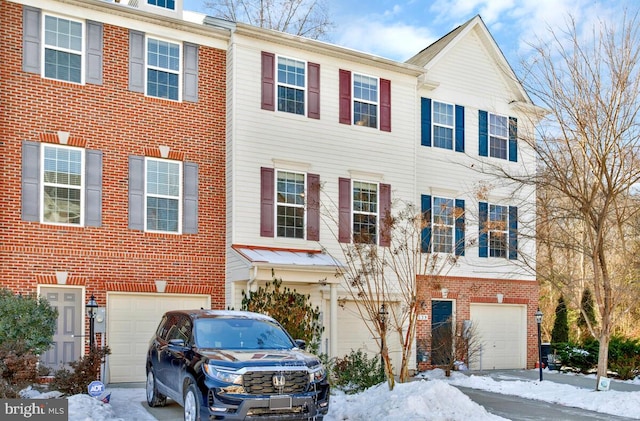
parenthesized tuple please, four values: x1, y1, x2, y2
(243, 370, 309, 395)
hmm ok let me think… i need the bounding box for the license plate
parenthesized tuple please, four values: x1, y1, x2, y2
(269, 395, 292, 410)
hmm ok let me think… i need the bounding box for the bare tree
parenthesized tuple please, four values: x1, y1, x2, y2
(326, 200, 468, 389)
(203, 0, 333, 39)
(430, 317, 482, 377)
(519, 12, 640, 388)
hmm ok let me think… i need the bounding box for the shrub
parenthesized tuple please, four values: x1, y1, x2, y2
(0, 288, 58, 355)
(0, 341, 39, 398)
(241, 275, 324, 353)
(50, 346, 110, 395)
(608, 336, 640, 380)
(551, 295, 569, 344)
(555, 340, 598, 373)
(330, 349, 384, 394)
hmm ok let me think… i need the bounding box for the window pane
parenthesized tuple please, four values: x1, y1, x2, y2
(489, 204, 508, 257)
(276, 171, 305, 238)
(147, 197, 179, 232)
(277, 57, 305, 115)
(354, 101, 377, 128)
(146, 159, 180, 232)
(42, 145, 82, 225)
(353, 74, 377, 102)
(353, 181, 378, 244)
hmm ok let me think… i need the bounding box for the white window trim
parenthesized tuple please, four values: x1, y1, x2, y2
(40, 144, 85, 226)
(41, 13, 85, 85)
(275, 55, 308, 117)
(432, 100, 455, 150)
(145, 35, 183, 102)
(488, 203, 508, 257)
(352, 73, 379, 129)
(432, 196, 455, 254)
(275, 169, 307, 239)
(144, 157, 183, 234)
(351, 179, 380, 243)
(488, 112, 508, 159)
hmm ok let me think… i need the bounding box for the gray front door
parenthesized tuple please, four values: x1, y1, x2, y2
(40, 287, 82, 371)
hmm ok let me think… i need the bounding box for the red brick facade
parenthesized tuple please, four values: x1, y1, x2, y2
(416, 275, 540, 370)
(0, 1, 226, 308)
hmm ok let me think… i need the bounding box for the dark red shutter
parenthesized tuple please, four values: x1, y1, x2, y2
(338, 177, 351, 243)
(379, 183, 391, 246)
(308, 62, 320, 119)
(380, 78, 391, 132)
(339, 69, 351, 125)
(261, 51, 275, 111)
(307, 173, 320, 240)
(260, 167, 274, 237)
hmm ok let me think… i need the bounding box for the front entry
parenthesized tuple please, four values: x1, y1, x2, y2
(40, 287, 83, 371)
(431, 300, 453, 366)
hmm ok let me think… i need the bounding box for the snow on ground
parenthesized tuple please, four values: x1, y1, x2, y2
(26, 369, 640, 421)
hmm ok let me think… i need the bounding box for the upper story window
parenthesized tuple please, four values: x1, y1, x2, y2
(42, 144, 84, 225)
(420, 194, 465, 256)
(432, 197, 454, 253)
(147, 37, 181, 101)
(488, 204, 508, 257)
(339, 70, 391, 131)
(353, 74, 378, 128)
(277, 57, 306, 115)
(276, 170, 305, 238)
(489, 114, 508, 159)
(261, 52, 320, 119)
(433, 101, 454, 149)
(352, 181, 379, 244)
(260, 167, 320, 241)
(479, 110, 517, 162)
(146, 158, 182, 233)
(43, 15, 83, 84)
(148, 0, 175, 10)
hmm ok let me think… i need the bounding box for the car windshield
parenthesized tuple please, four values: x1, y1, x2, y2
(194, 317, 296, 350)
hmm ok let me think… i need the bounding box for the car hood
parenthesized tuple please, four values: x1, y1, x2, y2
(200, 348, 319, 366)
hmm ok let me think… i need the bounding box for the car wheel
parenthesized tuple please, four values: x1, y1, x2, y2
(184, 382, 200, 421)
(146, 369, 166, 407)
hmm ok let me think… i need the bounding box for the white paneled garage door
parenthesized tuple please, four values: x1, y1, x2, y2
(334, 301, 402, 371)
(469, 304, 527, 370)
(107, 292, 210, 383)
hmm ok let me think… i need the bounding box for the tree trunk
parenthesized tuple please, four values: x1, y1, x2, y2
(595, 326, 610, 390)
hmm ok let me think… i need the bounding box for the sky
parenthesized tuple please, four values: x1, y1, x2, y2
(27, 368, 639, 421)
(182, 0, 636, 69)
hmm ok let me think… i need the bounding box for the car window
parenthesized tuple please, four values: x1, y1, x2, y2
(166, 315, 192, 344)
(194, 318, 295, 349)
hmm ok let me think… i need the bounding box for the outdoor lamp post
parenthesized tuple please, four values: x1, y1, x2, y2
(379, 303, 388, 379)
(535, 308, 543, 381)
(86, 294, 98, 349)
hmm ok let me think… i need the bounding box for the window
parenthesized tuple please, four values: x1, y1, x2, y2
(352, 181, 378, 243)
(276, 171, 305, 238)
(146, 158, 182, 233)
(489, 114, 508, 159)
(43, 15, 83, 83)
(488, 204, 508, 257)
(147, 37, 180, 101)
(148, 0, 175, 10)
(432, 197, 454, 253)
(432, 102, 454, 149)
(421, 195, 465, 255)
(277, 57, 306, 115)
(353, 74, 378, 128)
(42, 144, 83, 225)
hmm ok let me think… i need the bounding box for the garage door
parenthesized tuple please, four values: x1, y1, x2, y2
(107, 292, 210, 383)
(334, 301, 402, 371)
(469, 304, 526, 370)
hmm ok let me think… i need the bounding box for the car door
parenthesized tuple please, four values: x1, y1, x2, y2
(163, 315, 193, 395)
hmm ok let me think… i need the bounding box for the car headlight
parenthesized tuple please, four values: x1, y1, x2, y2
(309, 365, 326, 383)
(203, 364, 243, 385)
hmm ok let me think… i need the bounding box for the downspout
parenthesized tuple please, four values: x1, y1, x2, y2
(247, 265, 258, 293)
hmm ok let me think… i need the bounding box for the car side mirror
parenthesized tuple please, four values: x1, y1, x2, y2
(294, 339, 306, 350)
(168, 338, 186, 348)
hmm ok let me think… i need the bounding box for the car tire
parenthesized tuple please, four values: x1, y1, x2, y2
(146, 368, 166, 407)
(183, 382, 200, 421)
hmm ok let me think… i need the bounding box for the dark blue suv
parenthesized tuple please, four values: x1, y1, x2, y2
(146, 309, 330, 421)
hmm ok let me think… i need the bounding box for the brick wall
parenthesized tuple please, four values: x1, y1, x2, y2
(416, 275, 540, 370)
(0, 1, 226, 309)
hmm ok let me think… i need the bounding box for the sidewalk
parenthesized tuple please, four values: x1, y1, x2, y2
(462, 369, 640, 392)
